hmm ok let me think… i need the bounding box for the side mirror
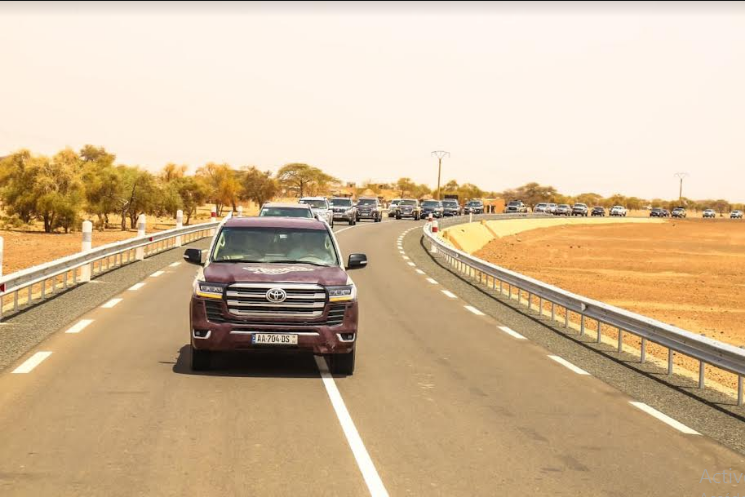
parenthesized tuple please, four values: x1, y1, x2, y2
(347, 253, 368, 269)
(184, 248, 204, 265)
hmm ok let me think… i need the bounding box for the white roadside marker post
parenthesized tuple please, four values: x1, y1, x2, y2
(210, 205, 217, 235)
(135, 214, 146, 261)
(80, 220, 93, 282)
(175, 210, 183, 247)
(237, 205, 243, 217)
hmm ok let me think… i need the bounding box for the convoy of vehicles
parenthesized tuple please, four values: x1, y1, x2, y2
(355, 197, 383, 222)
(650, 208, 669, 218)
(505, 200, 527, 213)
(395, 199, 422, 220)
(299, 197, 334, 227)
(420, 200, 444, 218)
(591, 206, 605, 217)
(571, 203, 589, 216)
(329, 197, 357, 225)
(610, 205, 628, 217)
(185, 216, 367, 374)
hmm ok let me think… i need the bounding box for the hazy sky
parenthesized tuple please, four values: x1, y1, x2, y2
(2, 2, 745, 201)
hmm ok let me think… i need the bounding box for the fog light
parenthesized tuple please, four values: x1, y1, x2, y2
(193, 329, 211, 338)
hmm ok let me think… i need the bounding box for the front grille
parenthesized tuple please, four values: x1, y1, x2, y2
(225, 283, 327, 319)
(326, 304, 347, 326)
(204, 300, 225, 323)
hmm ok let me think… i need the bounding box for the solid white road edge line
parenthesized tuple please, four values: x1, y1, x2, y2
(426, 278, 437, 284)
(442, 290, 457, 299)
(464, 305, 485, 316)
(629, 402, 700, 435)
(548, 355, 590, 375)
(150, 271, 165, 278)
(314, 356, 389, 497)
(498, 325, 527, 340)
(101, 298, 123, 309)
(12, 351, 53, 374)
(65, 319, 94, 334)
(128, 282, 146, 291)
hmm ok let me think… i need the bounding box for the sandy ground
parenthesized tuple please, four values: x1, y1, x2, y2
(474, 218, 745, 391)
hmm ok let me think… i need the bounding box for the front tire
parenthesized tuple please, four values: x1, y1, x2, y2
(191, 346, 211, 371)
(329, 349, 356, 375)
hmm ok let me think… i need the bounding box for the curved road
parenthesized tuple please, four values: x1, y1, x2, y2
(0, 218, 743, 496)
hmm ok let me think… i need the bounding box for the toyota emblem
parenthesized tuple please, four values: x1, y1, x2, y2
(265, 287, 287, 303)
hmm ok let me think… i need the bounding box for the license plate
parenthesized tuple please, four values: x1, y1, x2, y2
(252, 334, 298, 345)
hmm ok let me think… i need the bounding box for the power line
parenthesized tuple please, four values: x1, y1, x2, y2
(431, 151, 450, 200)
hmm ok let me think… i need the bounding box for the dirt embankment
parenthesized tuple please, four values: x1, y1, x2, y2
(475, 219, 745, 348)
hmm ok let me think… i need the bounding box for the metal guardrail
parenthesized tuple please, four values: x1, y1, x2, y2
(0, 220, 221, 318)
(422, 214, 745, 406)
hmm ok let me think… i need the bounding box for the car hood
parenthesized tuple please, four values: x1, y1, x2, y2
(202, 262, 349, 286)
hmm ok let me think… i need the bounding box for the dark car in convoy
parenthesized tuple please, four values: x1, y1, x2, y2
(330, 197, 357, 225)
(554, 204, 571, 216)
(591, 206, 605, 216)
(355, 197, 382, 222)
(671, 207, 686, 218)
(650, 208, 668, 217)
(463, 200, 484, 215)
(505, 200, 527, 213)
(395, 199, 422, 220)
(185, 216, 367, 374)
(441, 199, 461, 216)
(421, 200, 444, 218)
(571, 203, 589, 216)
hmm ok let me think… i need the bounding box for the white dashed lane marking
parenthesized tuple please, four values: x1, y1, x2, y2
(407, 262, 416, 267)
(150, 271, 165, 278)
(442, 290, 457, 299)
(629, 402, 700, 435)
(426, 278, 437, 284)
(548, 355, 590, 375)
(169, 262, 181, 267)
(498, 325, 527, 340)
(129, 283, 146, 291)
(464, 305, 485, 316)
(12, 352, 52, 374)
(415, 269, 425, 275)
(101, 298, 123, 309)
(65, 319, 94, 334)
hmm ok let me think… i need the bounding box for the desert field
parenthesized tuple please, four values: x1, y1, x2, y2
(474, 218, 745, 391)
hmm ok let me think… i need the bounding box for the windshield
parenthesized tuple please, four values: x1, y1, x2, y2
(357, 199, 377, 205)
(401, 200, 417, 206)
(443, 201, 458, 206)
(211, 227, 339, 266)
(331, 199, 352, 207)
(299, 199, 327, 209)
(260, 207, 313, 218)
(467, 201, 481, 206)
(422, 201, 440, 207)
(508, 201, 520, 206)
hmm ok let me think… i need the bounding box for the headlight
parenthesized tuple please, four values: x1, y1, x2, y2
(195, 281, 226, 299)
(327, 284, 356, 302)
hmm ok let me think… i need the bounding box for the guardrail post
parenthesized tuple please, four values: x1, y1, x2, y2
(596, 320, 602, 343)
(80, 220, 93, 282)
(175, 210, 183, 247)
(564, 309, 569, 328)
(237, 206, 243, 217)
(667, 349, 674, 375)
(135, 214, 146, 261)
(551, 302, 555, 321)
(640, 338, 647, 363)
(580, 315, 585, 336)
(617, 328, 623, 352)
(738, 376, 743, 407)
(699, 362, 705, 388)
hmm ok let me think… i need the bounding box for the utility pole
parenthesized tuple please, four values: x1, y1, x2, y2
(431, 151, 450, 200)
(674, 172, 689, 202)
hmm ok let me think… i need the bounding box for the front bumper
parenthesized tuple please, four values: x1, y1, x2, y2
(190, 298, 358, 355)
(333, 210, 355, 220)
(357, 210, 379, 219)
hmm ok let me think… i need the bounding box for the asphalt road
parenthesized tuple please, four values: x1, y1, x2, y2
(0, 216, 744, 496)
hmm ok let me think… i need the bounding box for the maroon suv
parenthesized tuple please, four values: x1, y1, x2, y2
(184, 216, 367, 374)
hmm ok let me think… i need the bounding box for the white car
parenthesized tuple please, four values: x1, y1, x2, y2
(299, 197, 334, 227)
(703, 209, 716, 219)
(534, 203, 550, 213)
(610, 205, 627, 217)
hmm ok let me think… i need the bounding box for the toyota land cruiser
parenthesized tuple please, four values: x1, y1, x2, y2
(184, 216, 367, 374)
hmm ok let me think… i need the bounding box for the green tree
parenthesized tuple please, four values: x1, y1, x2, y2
(160, 163, 188, 183)
(0, 150, 40, 224)
(240, 166, 278, 207)
(713, 199, 731, 215)
(33, 148, 85, 233)
(81, 145, 120, 229)
(395, 177, 416, 197)
(277, 163, 337, 198)
(511, 182, 558, 208)
(196, 162, 242, 215)
(174, 176, 210, 225)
